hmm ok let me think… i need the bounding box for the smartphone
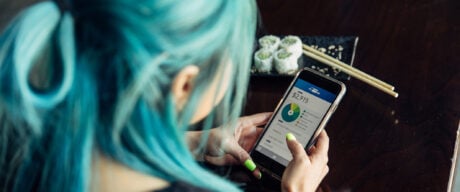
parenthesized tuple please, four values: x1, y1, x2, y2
(250, 68, 346, 180)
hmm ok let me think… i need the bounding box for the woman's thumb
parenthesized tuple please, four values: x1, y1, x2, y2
(286, 133, 305, 160)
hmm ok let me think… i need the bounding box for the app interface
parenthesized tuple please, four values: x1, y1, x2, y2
(255, 79, 337, 166)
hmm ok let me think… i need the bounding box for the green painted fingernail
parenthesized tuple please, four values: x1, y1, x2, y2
(244, 159, 256, 172)
(286, 133, 296, 141)
(258, 172, 262, 179)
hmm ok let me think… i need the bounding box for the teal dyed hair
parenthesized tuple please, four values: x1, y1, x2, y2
(0, 0, 256, 191)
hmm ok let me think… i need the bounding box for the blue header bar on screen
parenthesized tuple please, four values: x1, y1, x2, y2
(294, 79, 337, 103)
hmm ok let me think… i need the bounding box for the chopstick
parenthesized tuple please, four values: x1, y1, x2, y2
(302, 44, 399, 98)
(303, 45, 394, 91)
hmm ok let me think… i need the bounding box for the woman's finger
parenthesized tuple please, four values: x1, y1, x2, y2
(205, 154, 238, 165)
(323, 165, 329, 176)
(286, 133, 308, 161)
(310, 130, 329, 162)
(224, 139, 262, 179)
(241, 112, 272, 127)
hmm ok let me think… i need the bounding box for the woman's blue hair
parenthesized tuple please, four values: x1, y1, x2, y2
(0, 0, 256, 191)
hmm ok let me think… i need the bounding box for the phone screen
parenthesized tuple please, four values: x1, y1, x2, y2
(254, 78, 338, 166)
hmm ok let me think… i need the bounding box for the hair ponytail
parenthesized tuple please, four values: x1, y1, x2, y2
(0, 2, 89, 192)
(1, 2, 76, 134)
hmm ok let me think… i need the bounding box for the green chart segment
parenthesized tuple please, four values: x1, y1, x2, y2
(281, 103, 301, 122)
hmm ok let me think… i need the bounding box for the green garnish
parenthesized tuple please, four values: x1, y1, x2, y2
(260, 36, 277, 45)
(277, 51, 292, 59)
(282, 37, 297, 45)
(257, 51, 272, 59)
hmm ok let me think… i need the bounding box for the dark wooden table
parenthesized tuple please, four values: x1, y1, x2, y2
(240, 0, 460, 191)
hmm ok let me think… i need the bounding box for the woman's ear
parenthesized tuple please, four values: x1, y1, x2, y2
(171, 65, 200, 110)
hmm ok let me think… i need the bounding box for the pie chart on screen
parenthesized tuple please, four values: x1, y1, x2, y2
(281, 103, 300, 122)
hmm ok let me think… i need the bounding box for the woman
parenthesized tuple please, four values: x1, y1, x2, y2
(0, 0, 329, 191)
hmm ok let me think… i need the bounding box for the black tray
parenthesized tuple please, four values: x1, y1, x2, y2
(251, 36, 359, 81)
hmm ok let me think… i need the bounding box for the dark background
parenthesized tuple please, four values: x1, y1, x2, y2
(1, 0, 459, 191)
(245, 0, 459, 191)
(0, 0, 38, 29)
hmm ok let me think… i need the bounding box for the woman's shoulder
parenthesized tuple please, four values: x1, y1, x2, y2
(155, 181, 212, 192)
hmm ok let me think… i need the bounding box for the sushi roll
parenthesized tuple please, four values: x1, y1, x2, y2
(274, 49, 299, 75)
(254, 49, 273, 73)
(258, 35, 280, 52)
(280, 35, 303, 58)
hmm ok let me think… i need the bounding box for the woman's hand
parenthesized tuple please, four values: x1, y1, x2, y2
(187, 112, 272, 179)
(281, 131, 329, 192)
